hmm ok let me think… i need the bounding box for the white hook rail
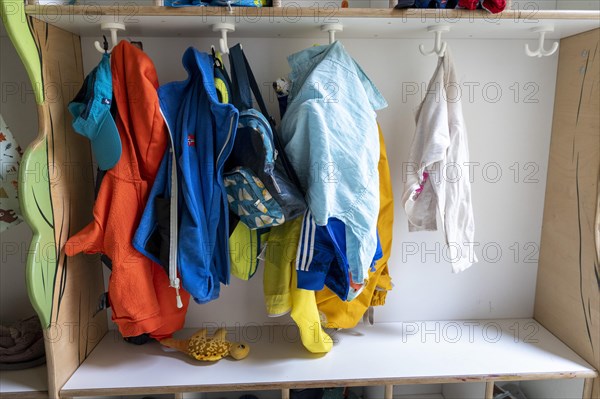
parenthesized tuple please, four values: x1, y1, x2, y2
(94, 22, 126, 54)
(419, 25, 450, 57)
(212, 23, 235, 55)
(321, 24, 343, 44)
(525, 26, 559, 58)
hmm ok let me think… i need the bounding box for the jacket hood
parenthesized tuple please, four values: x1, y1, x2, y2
(287, 41, 388, 111)
(111, 41, 168, 182)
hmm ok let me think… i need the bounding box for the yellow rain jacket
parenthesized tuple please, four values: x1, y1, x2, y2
(315, 126, 394, 329)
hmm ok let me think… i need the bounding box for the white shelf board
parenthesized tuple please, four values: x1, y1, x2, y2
(0, 365, 48, 398)
(26, 7, 600, 39)
(61, 319, 597, 397)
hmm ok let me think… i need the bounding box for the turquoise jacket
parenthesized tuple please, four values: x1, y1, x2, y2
(280, 41, 387, 286)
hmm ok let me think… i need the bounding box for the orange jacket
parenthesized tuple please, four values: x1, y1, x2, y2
(65, 42, 190, 339)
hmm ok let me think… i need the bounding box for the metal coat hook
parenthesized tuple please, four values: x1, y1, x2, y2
(321, 24, 343, 44)
(212, 23, 235, 55)
(94, 22, 126, 54)
(419, 25, 450, 57)
(525, 26, 559, 58)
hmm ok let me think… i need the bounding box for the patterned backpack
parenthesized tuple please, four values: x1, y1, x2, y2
(224, 44, 306, 230)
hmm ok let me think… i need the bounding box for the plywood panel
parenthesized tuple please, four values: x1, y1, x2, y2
(61, 320, 596, 397)
(29, 19, 108, 399)
(535, 28, 600, 399)
(25, 8, 600, 41)
(22, 5, 600, 20)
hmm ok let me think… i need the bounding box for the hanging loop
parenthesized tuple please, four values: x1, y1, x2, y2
(525, 26, 559, 58)
(94, 22, 126, 54)
(321, 24, 343, 44)
(211, 45, 223, 68)
(212, 23, 236, 55)
(419, 25, 450, 57)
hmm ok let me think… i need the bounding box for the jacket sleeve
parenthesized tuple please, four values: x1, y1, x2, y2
(64, 171, 113, 256)
(64, 219, 104, 256)
(402, 61, 450, 232)
(440, 55, 478, 273)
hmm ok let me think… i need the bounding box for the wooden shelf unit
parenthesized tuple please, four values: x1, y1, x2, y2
(0, 365, 48, 399)
(1, 2, 598, 398)
(22, 5, 600, 19)
(60, 320, 597, 398)
(22, 6, 600, 38)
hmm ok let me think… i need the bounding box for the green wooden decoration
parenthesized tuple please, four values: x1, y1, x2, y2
(2, 0, 56, 327)
(0, 0, 44, 104)
(20, 139, 56, 328)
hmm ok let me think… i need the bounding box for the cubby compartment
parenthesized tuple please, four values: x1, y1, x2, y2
(1, 1, 598, 399)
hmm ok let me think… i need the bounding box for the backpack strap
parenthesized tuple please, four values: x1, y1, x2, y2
(229, 44, 254, 112)
(229, 44, 305, 194)
(230, 44, 274, 122)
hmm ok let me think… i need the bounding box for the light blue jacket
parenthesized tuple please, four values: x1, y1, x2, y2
(280, 41, 387, 286)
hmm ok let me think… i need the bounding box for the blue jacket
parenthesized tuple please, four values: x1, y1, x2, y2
(134, 48, 238, 304)
(295, 209, 383, 301)
(280, 41, 387, 287)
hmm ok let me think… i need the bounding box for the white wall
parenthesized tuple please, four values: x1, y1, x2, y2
(0, 23, 38, 324)
(366, 384, 443, 398)
(1, 0, 596, 332)
(520, 379, 585, 399)
(442, 382, 486, 399)
(79, 35, 557, 329)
